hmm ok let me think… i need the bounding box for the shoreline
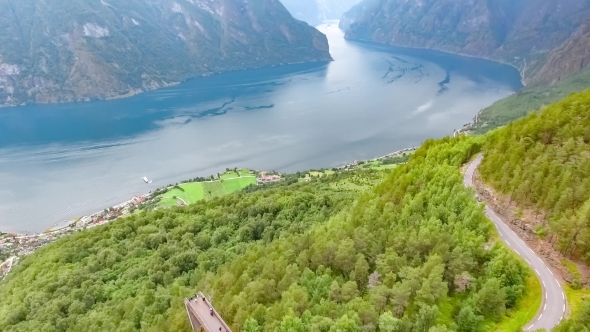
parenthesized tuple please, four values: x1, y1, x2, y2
(0, 146, 418, 276)
(0, 145, 420, 238)
(2, 23, 526, 110)
(344, 36, 527, 87)
(0, 59, 332, 109)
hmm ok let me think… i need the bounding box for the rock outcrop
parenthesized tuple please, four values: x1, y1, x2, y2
(0, 0, 332, 106)
(341, 0, 590, 85)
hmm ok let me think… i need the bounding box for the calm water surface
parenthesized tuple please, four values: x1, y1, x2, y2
(0, 24, 522, 233)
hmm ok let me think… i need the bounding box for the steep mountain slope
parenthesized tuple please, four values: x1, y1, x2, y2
(0, 179, 358, 331)
(474, 67, 590, 132)
(0, 137, 536, 331)
(0, 0, 331, 106)
(480, 90, 590, 264)
(281, 0, 362, 26)
(478, 89, 590, 332)
(341, 0, 590, 85)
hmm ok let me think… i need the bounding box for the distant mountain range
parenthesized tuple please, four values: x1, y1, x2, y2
(281, 0, 362, 26)
(341, 0, 590, 85)
(0, 0, 332, 107)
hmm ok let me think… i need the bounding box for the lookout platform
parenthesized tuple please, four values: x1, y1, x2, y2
(185, 292, 232, 332)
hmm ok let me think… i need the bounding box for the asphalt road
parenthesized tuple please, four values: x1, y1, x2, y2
(465, 155, 566, 331)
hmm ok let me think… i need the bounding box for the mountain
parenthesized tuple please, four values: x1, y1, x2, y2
(0, 136, 533, 331)
(478, 89, 590, 331)
(473, 66, 590, 132)
(341, 0, 590, 85)
(0, 0, 332, 107)
(4, 82, 588, 332)
(280, 0, 362, 26)
(480, 89, 590, 266)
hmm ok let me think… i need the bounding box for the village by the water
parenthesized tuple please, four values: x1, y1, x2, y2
(1, 147, 416, 280)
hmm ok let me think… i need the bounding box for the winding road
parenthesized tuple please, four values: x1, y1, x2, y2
(465, 155, 566, 331)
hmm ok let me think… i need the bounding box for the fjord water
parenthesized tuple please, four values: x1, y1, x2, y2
(0, 24, 522, 233)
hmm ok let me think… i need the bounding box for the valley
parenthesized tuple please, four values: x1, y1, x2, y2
(1, 1, 590, 331)
(0, 24, 521, 234)
(0, 0, 331, 107)
(341, 0, 590, 86)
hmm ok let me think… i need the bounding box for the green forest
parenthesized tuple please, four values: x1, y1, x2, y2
(479, 90, 590, 263)
(0, 135, 534, 331)
(198, 136, 532, 332)
(480, 89, 590, 331)
(4, 90, 590, 331)
(474, 68, 590, 133)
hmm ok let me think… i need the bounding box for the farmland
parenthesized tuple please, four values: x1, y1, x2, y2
(158, 170, 257, 207)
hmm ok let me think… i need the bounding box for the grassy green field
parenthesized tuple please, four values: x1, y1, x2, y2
(360, 160, 399, 170)
(222, 177, 257, 193)
(158, 183, 206, 207)
(158, 171, 257, 207)
(202, 181, 227, 198)
(220, 169, 252, 179)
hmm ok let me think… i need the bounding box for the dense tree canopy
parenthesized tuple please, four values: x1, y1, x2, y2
(0, 177, 358, 331)
(554, 298, 590, 332)
(200, 136, 527, 331)
(0, 136, 530, 331)
(480, 89, 590, 262)
(474, 68, 590, 133)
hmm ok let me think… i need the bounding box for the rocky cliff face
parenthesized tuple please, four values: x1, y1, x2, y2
(341, 0, 590, 85)
(532, 23, 590, 84)
(281, 0, 362, 26)
(0, 0, 332, 106)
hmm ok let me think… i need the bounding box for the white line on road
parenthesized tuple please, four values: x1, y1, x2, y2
(466, 156, 565, 331)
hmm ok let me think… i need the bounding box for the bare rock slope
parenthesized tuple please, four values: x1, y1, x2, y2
(0, 0, 332, 106)
(341, 0, 590, 85)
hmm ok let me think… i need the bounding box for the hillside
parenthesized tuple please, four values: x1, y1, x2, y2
(478, 89, 590, 331)
(0, 0, 331, 107)
(341, 0, 590, 85)
(0, 138, 537, 331)
(479, 90, 590, 264)
(280, 0, 362, 26)
(474, 67, 590, 133)
(0, 176, 359, 331)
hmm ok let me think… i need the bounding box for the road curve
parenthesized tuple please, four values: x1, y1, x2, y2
(465, 155, 566, 331)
